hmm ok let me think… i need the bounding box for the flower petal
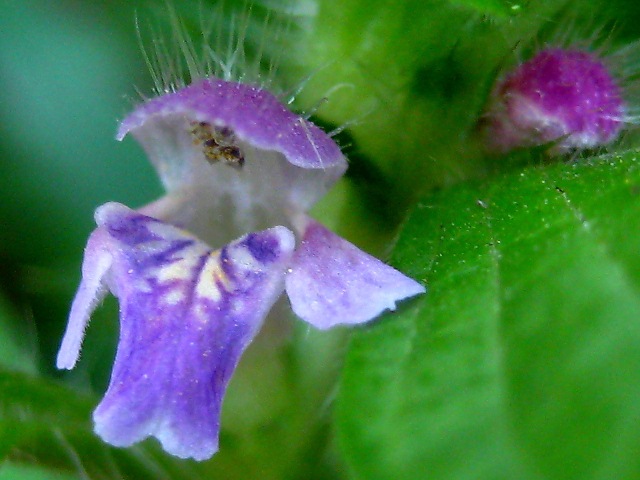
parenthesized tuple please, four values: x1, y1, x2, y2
(118, 78, 346, 171)
(57, 228, 113, 370)
(85, 203, 294, 460)
(117, 78, 346, 209)
(285, 216, 425, 329)
(116, 78, 347, 243)
(117, 78, 346, 169)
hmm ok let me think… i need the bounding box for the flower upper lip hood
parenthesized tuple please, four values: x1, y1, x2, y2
(117, 77, 347, 182)
(114, 77, 348, 245)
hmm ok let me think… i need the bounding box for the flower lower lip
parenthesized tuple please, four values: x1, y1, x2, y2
(57, 200, 424, 460)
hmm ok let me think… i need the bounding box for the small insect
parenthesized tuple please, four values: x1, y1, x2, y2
(189, 121, 245, 169)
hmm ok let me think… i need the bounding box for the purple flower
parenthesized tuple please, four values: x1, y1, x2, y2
(57, 78, 425, 460)
(482, 48, 625, 154)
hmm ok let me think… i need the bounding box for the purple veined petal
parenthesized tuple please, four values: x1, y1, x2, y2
(116, 78, 347, 220)
(57, 228, 113, 370)
(67, 202, 295, 460)
(285, 215, 425, 330)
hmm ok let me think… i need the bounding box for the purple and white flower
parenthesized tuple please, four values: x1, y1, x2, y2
(57, 77, 425, 460)
(482, 47, 626, 154)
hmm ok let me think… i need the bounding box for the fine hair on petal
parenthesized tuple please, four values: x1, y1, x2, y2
(510, 10, 640, 126)
(133, 1, 357, 137)
(135, 0, 305, 96)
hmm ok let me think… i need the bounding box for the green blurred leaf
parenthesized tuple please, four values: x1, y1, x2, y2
(0, 294, 37, 375)
(0, 0, 162, 267)
(0, 463, 80, 480)
(0, 370, 210, 480)
(338, 151, 640, 480)
(448, 0, 518, 17)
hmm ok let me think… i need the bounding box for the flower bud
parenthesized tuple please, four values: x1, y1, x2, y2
(483, 48, 625, 154)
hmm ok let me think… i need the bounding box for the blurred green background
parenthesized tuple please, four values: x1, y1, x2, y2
(0, 0, 163, 375)
(2, 0, 640, 479)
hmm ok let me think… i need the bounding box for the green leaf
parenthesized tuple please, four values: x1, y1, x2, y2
(448, 0, 519, 17)
(0, 370, 210, 480)
(337, 151, 640, 480)
(0, 463, 80, 480)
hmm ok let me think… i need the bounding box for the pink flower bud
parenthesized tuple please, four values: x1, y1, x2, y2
(483, 48, 625, 154)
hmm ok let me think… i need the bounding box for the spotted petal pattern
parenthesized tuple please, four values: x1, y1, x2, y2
(57, 202, 295, 460)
